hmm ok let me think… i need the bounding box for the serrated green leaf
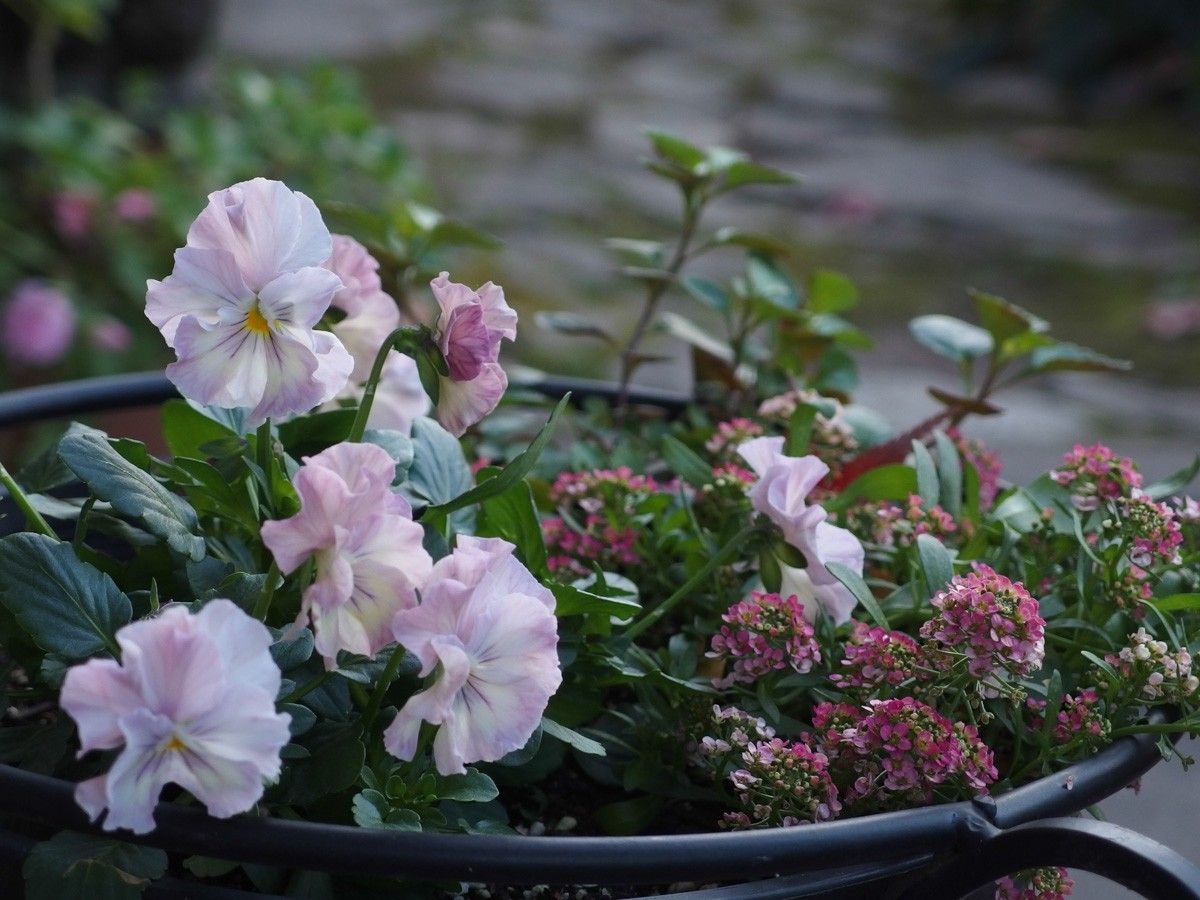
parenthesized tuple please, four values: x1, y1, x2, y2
(58, 424, 205, 561)
(0, 534, 129, 659)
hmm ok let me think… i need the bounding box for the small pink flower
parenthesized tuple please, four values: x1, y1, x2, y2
(113, 188, 157, 223)
(994, 866, 1074, 900)
(52, 190, 96, 239)
(324, 235, 402, 382)
(261, 442, 431, 664)
(430, 272, 517, 436)
(59, 600, 291, 834)
(2, 280, 76, 366)
(89, 316, 133, 352)
(709, 591, 821, 687)
(384, 536, 560, 775)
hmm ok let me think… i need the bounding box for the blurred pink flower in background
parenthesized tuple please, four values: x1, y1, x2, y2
(1144, 300, 1200, 341)
(89, 316, 133, 352)
(324, 234, 402, 381)
(2, 280, 77, 366)
(52, 190, 96, 239)
(113, 188, 157, 223)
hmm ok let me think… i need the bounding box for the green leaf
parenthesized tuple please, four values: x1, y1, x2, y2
(808, 269, 858, 314)
(161, 400, 237, 460)
(1023, 343, 1132, 376)
(1039, 669, 1064, 749)
(681, 276, 731, 315)
(405, 418, 473, 509)
(645, 130, 706, 169)
(58, 425, 205, 561)
(911, 440, 940, 507)
(970, 290, 1047, 343)
(660, 436, 712, 488)
(0, 718, 72, 775)
(933, 430, 963, 517)
(826, 562, 889, 630)
(658, 312, 737, 365)
(1144, 455, 1200, 500)
(746, 255, 799, 311)
(1151, 593, 1200, 612)
(24, 831, 167, 900)
(0, 534, 130, 659)
(915, 533, 955, 594)
(534, 312, 615, 345)
(785, 404, 818, 457)
(909, 315, 993, 362)
(826, 464, 917, 511)
(437, 768, 500, 802)
(362, 429, 415, 484)
(426, 395, 570, 517)
(541, 718, 606, 756)
(278, 721, 365, 805)
(551, 582, 641, 620)
(707, 227, 790, 256)
(352, 790, 420, 831)
(277, 409, 356, 458)
(717, 159, 796, 191)
(479, 477, 547, 573)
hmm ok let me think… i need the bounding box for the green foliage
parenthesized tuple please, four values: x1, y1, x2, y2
(24, 832, 167, 900)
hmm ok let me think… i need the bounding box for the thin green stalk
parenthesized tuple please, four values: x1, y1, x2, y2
(1111, 721, 1200, 739)
(282, 670, 334, 704)
(363, 643, 411, 730)
(625, 523, 758, 641)
(256, 419, 274, 513)
(0, 460, 55, 538)
(349, 326, 420, 442)
(253, 561, 282, 622)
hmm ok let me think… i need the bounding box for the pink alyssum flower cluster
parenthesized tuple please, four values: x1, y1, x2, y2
(705, 418, 765, 458)
(722, 737, 841, 829)
(1050, 443, 1142, 512)
(920, 564, 1045, 682)
(813, 697, 998, 812)
(1114, 492, 1184, 567)
(708, 591, 821, 688)
(542, 514, 640, 577)
(1103, 628, 1199, 703)
(862, 494, 958, 548)
(994, 866, 1074, 900)
(756, 389, 859, 474)
(829, 621, 932, 697)
(690, 704, 776, 768)
(1026, 688, 1110, 751)
(549, 466, 659, 512)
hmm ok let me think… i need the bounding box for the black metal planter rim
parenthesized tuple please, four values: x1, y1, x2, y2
(0, 373, 1192, 897)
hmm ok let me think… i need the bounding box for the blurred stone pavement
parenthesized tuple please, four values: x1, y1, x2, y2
(216, 2, 1200, 895)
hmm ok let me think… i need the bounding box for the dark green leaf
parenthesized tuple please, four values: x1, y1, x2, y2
(825, 464, 917, 511)
(826, 562, 889, 630)
(933, 430, 963, 517)
(161, 400, 237, 460)
(1151, 594, 1200, 612)
(426, 395, 569, 517)
(1023, 343, 1132, 376)
(362, 429, 415, 484)
(551, 582, 641, 620)
(437, 768, 500, 802)
(541, 718, 606, 756)
(645, 130, 706, 169)
(682, 276, 731, 315)
(24, 832, 167, 900)
(970, 290, 1047, 343)
(717, 160, 796, 191)
(707, 227, 790, 255)
(479, 476, 547, 573)
(915, 533, 955, 594)
(535, 312, 615, 345)
(0, 534, 130, 659)
(910, 440, 939, 507)
(746, 256, 799, 310)
(808, 269, 858, 314)
(405, 418, 473, 508)
(58, 425, 205, 561)
(595, 796, 663, 835)
(660, 436, 712, 488)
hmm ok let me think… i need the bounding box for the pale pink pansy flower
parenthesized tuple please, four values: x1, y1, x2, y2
(324, 234, 402, 382)
(430, 272, 517, 437)
(2, 280, 77, 366)
(384, 536, 560, 775)
(737, 437, 865, 625)
(59, 600, 291, 835)
(145, 178, 354, 426)
(261, 442, 432, 665)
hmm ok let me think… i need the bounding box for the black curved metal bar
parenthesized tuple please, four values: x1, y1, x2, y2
(0, 370, 691, 429)
(899, 817, 1200, 900)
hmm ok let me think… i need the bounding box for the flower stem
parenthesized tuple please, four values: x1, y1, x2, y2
(253, 561, 281, 622)
(1111, 721, 1200, 739)
(256, 418, 275, 514)
(0, 460, 55, 539)
(349, 326, 423, 443)
(625, 523, 758, 641)
(363, 642, 412, 731)
(281, 670, 333, 704)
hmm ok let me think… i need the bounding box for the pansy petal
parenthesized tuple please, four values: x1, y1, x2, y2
(436, 362, 507, 437)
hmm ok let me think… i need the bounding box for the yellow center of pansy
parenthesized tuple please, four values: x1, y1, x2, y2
(244, 305, 272, 335)
(164, 735, 187, 752)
